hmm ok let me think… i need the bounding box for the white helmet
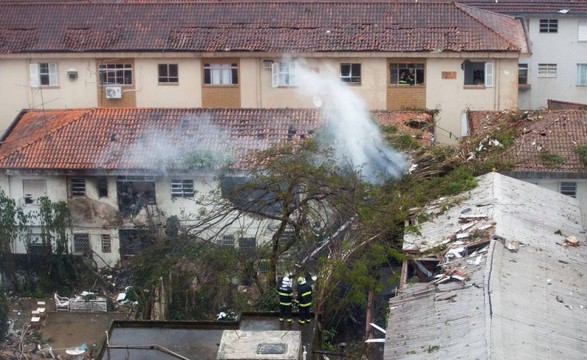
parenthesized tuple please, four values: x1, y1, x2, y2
(282, 276, 292, 287)
(297, 276, 306, 285)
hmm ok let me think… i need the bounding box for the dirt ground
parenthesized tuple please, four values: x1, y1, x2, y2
(2, 296, 132, 359)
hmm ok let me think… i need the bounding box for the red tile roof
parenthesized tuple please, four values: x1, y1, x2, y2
(0, 108, 431, 172)
(469, 110, 587, 175)
(0, 2, 526, 54)
(416, 0, 587, 15)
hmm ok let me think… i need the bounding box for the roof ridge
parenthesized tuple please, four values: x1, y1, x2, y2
(455, 2, 521, 51)
(0, 108, 95, 163)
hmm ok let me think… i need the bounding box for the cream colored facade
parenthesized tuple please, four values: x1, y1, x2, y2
(0, 52, 519, 145)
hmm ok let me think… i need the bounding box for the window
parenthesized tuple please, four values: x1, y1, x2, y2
(97, 178, 108, 198)
(101, 234, 112, 253)
(340, 63, 361, 84)
(271, 61, 298, 87)
(221, 176, 285, 216)
(204, 63, 238, 85)
(239, 237, 256, 255)
(578, 64, 587, 86)
(518, 64, 529, 85)
(579, 21, 587, 41)
(70, 178, 86, 196)
(29, 63, 59, 87)
(99, 63, 133, 85)
(158, 64, 178, 83)
(540, 19, 558, 33)
(560, 182, 577, 198)
(463, 61, 494, 87)
(23, 179, 47, 204)
(171, 179, 194, 198)
(221, 235, 234, 247)
(73, 233, 91, 255)
(538, 64, 557, 78)
(390, 63, 424, 85)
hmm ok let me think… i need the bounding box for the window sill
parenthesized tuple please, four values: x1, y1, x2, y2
(158, 82, 179, 86)
(518, 84, 531, 90)
(203, 84, 239, 87)
(463, 85, 486, 89)
(390, 84, 425, 87)
(35, 86, 60, 89)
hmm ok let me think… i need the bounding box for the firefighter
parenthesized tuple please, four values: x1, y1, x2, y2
(277, 276, 293, 324)
(296, 276, 313, 324)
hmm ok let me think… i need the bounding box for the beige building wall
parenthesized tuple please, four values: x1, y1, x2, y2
(426, 57, 519, 144)
(135, 58, 201, 108)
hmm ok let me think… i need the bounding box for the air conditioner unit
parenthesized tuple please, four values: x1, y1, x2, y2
(67, 68, 78, 80)
(105, 86, 122, 99)
(262, 59, 274, 69)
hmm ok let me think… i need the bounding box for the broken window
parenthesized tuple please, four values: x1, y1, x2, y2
(73, 233, 91, 255)
(220, 176, 285, 216)
(340, 63, 361, 84)
(101, 234, 112, 253)
(463, 61, 494, 87)
(22, 179, 47, 204)
(70, 178, 86, 196)
(117, 175, 156, 216)
(239, 237, 257, 256)
(171, 179, 194, 198)
(97, 177, 108, 198)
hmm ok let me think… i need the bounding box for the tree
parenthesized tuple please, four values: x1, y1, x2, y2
(0, 190, 28, 290)
(0, 290, 8, 341)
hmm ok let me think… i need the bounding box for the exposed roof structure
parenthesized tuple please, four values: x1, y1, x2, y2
(0, 108, 432, 173)
(469, 110, 587, 176)
(0, 1, 527, 54)
(386, 172, 587, 359)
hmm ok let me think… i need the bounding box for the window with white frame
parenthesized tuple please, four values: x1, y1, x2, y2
(101, 234, 112, 253)
(158, 64, 178, 83)
(580, 21, 587, 41)
(70, 178, 86, 196)
(539, 19, 558, 33)
(390, 63, 425, 85)
(73, 233, 91, 255)
(518, 63, 529, 85)
(578, 64, 587, 86)
(340, 63, 361, 84)
(204, 63, 238, 85)
(538, 63, 557, 78)
(463, 61, 494, 87)
(171, 179, 194, 198)
(560, 182, 577, 198)
(22, 179, 47, 204)
(99, 63, 133, 85)
(271, 61, 298, 87)
(30, 63, 59, 87)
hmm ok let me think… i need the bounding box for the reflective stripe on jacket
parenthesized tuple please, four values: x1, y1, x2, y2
(297, 283, 312, 307)
(277, 284, 293, 305)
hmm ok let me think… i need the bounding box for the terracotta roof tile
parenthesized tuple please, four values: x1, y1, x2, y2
(469, 110, 587, 175)
(0, 108, 431, 172)
(0, 2, 526, 53)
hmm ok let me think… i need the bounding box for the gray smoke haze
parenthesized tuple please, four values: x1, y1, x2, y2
(295, 61, 409, 183)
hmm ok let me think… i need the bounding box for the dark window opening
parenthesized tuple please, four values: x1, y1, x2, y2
(463, 61, 488, 86)
(101, 234, 112, 253)
(204, 63, 238, 85)
(540, 19, 558, 33)
(158, 64, 179, 83)
(220, 176, 285, 216)
(119, 228, 150, 257)
(70, 178, 86, 196)
(97, 177, 108, 198)
(340, 63, 361, 84)
(390, 63, 425, 85)
(117, 176, 156, 216)
(518, 64, 529, 85)
(239, 237, 257, 256)
(73, 233, 91, 255)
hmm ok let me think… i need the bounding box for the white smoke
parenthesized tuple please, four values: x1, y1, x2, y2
(295, 61, 409, 183)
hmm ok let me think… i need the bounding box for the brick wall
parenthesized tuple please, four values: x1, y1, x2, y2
(387, 86, 426, 110)
(202, 86, 241, 108)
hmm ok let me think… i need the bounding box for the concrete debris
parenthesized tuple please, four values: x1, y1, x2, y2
(565, 235, 580, 247)
(504, 239, 520, 252)
(435, 291, 457, 301)
(556, 295, 564, 303)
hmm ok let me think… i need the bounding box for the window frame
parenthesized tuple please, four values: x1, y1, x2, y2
(539, 19, 558, 33)
(73, 233, 91, 255)
(538, 63, 557, 78)
(579, 21, 587, 42)
(577, 64, 587, 86)
(30, 62, 59, 87)
(271, 61, 298, 87)
(99, 63, 133, 85)
(560, 182, 577, 198)
(203, 63, 238, 85)
(340, 63, 362, 84)
(97, 177, 108, 198)
(158, 63, 179, 84)
(171, 179, 195, 198)
(390, 63, 425, 86)
(101, 234, 112, 253)
(22, 179, 47, 204)
(518, 63, 529, 85)
(70, 178, 86, 197)
(463, 61, 494, 87)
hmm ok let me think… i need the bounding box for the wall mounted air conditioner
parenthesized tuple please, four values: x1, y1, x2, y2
(105, 86, 122, 99)
(67, 68, 78, 80)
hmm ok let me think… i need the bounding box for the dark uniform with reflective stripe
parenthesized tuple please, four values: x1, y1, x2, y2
(297, 282, 313, 324)
(277, 281, 293, 323)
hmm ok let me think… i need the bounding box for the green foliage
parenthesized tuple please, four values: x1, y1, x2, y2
(539, 150, 566, 167)
(576, 145, 587, 165)
(389, 133, 419, 150)
(0, 291, 8, 341)
(181, 149, 233, 169)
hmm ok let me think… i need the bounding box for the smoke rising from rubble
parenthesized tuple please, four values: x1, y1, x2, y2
(295, 61, 408, 183)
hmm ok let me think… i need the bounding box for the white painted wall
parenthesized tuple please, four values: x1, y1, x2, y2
(519, 16, 587, 110)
